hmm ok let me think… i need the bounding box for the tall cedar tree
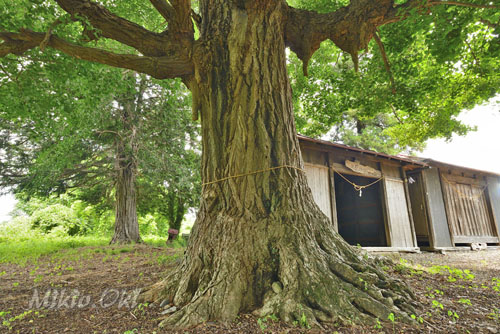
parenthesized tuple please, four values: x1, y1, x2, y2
(0, 57, 199, 243)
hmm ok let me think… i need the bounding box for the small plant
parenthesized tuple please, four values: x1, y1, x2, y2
(123, 329, 139, 334)
(447, 310, 459, 322)
(432, 300, 444, 311)
(257, 314, 278, 331)
(395, 258, 410, 275)
(492, 278, 500, 295)
(373, 318, 382, 329)
(487, 308, 500, 323)
(299, 312, 310, 329)
(134, 303, 149, 316)
(458, 298, 472, 306)
(387, 312, 396, 333)
(1, 310, 32, 330)
(33, 274, 44, 283)
(410, 314, 424, 324)
(257, 317, 267, 331)
(428, 265, 475, 282)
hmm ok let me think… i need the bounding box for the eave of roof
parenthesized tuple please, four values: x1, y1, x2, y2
(421, 158, 500, 177)
(297, 135, 428, 167)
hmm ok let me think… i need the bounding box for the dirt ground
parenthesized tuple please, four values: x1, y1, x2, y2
(1, 245, 499, 333)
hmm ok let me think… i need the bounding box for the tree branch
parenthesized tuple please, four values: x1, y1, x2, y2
(0, 30, 193, 79)
(54, 0, 192, 57)
(285, 0, 499, 74)
(0, 38, 37, 57)
(149, 0, 175, 22)
(373, 30, 396, 94)
(285, 1, 394, 75)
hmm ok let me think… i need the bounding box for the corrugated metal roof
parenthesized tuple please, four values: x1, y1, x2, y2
(297, 135, 428, 167)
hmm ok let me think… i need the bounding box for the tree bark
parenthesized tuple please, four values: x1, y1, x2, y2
(141, 0, 416, 328)
(110, 155, 141, 244)
(110, 101, 141, 244)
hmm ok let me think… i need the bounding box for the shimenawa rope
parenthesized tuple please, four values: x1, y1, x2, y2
(330, 166, 384, 197)
(202, 165, 305, 186)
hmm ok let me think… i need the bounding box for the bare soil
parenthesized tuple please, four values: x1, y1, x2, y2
(1, 245, 499, 333)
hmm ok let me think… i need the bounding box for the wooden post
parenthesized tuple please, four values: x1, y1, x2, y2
(402, 168, 418, 248)
(327, 153, 338, 232)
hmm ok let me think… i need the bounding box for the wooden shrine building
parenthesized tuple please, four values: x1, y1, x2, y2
(407, 159, 500, 251)
(298, 135, 426, 252)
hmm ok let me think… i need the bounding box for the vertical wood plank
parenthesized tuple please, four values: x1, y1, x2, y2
(402, 168, 418, 248)
(304, 163, 332, 221)
(486, 176, 500, 238)
(381, 164, 415, 247)
(327, 153, 338, 232)
(422, 168, 453, 248)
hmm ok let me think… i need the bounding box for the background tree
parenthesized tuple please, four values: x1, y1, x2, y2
(0, 51, 200, 243)
(1, 0, 499, 329)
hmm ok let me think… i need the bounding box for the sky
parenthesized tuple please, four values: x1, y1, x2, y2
(1, 99, 499, 223)
(421, 99, 500, 174)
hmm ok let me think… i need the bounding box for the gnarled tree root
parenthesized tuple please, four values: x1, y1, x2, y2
(139, 226, 419, 329)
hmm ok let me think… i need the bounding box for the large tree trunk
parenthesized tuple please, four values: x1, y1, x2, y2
(142, 1, 416, 327)
(110, 157, 141, 244)
(110, 101, 141, 244)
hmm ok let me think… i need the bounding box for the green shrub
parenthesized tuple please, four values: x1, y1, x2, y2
(30, 204, 85, 236)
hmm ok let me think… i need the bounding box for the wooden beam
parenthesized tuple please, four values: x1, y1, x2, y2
(452, 236, 499, 244)
(440, 172, 486, 187)
(331, 162, 382, 179)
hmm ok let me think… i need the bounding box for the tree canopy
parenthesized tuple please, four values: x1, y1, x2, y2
(289, 0, 500, 154)
(0, 38, 200, 240)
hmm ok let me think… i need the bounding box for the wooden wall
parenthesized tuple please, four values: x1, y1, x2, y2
(487, 176, 500, 238)
(304, 164, 332, 221)
(381, 164, 416, 248)
(408, 168, 453, 248)
(440, 171, 499, 244)
(300, 141, 500, 249)
(299, 142, 418, 249)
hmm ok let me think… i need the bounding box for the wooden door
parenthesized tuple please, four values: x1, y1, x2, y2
(408, 173, 431, 245)
(441, 173, 499, 244)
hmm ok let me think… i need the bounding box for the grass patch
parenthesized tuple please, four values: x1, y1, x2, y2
(0, 216, 184, 265)
(0, 234, 186, 265)
(0, 236, 108, 265)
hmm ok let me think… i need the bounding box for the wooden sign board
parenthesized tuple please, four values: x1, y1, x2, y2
(345, 160, 380, 177)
